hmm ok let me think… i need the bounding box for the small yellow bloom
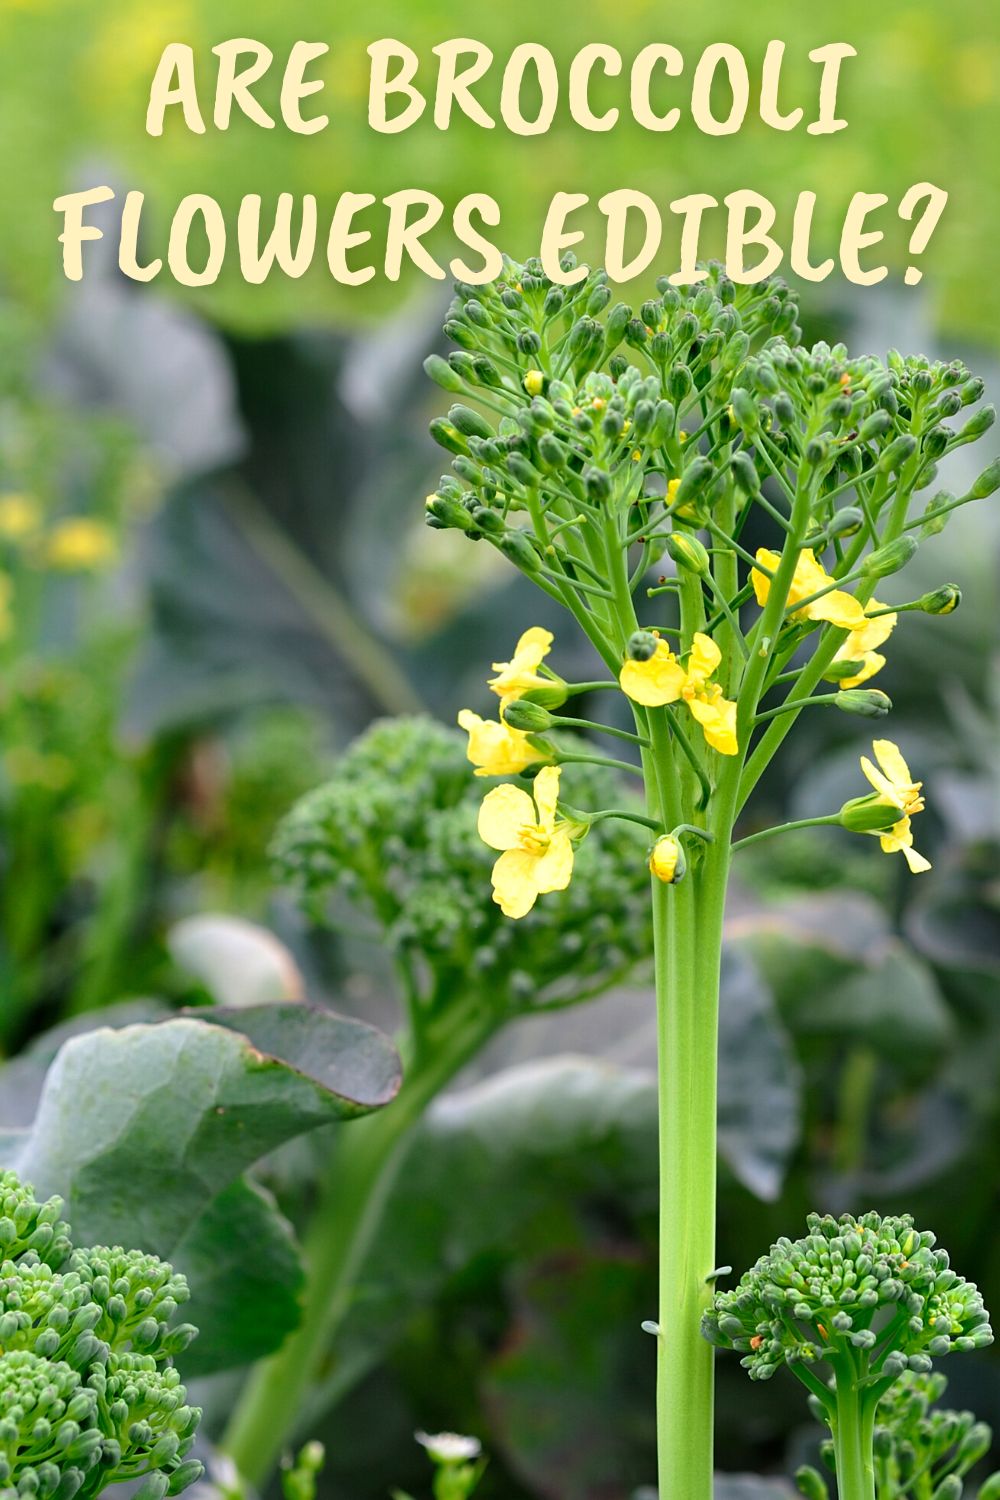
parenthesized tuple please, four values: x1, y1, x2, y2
(524, 370, 545, 397)
(829, 600, 897, 688)
(649, 835, 682, 884)
(488, 627, 554, 705)
(752, 548, 867, 631)
(44, 518, 117, 571)
(478, 765, 575, 918)
(859, 738, 931, 873)
(457, 709, 550, 778)
(0, 493, 42, 541)
(620, 631, 738, 756)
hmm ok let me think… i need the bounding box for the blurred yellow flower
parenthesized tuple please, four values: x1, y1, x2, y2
(44, 519, 117, 571)
(488, 627, 554, 705)
(457, 708, 550, 777)
(620, 631, 738, 755)
(477, 765, 575, 918)
(0, 493, 42, 541)
(752, 548, 867, 631)
(829, 600, 898, 687)
(859, 738, 931, 873)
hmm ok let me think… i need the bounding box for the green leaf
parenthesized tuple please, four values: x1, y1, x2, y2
(15, 1007, 400, 1255)
(172, 1177, 304, 1376)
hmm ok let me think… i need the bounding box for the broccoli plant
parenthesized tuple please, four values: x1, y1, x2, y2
(221, 715, 652, 1482)
(797, 1370, 1000, 1500)
(703, 1213, 994, 1500)
(0, 1170, 202, 1500)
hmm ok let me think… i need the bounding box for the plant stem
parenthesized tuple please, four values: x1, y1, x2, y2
(831, 1365, 877, 1500)
(220, 1003, 496, 1487)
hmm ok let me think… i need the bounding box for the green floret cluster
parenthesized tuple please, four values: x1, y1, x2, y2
(0, 1172, 202, 1500)
(703, 1211, 993, 1385)
(272, 715, 651, 1014)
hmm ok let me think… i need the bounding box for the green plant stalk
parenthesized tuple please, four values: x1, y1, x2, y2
(830, 1361, 877, 1500)
(221, 1001, 498, 1486)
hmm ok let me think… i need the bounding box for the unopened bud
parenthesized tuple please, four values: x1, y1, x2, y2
(498, 530, 542, 573)
(425, 494, 473, 532)
(835, 689, 893, 719)
(862, 536, 919, 578)
(958, 403, 997, 442)
(828, 507, 864, 538)
(859, 410, 892, 442)
(930, 1478, 962, 1500)
(524, 370, 545, 398)
(839, 794, 901, 833)
(876, 434, 918, 473)
(730, 452, 760, 496)
(970, 457, 1000, 498)
(627, 630, 660, 662)
(730, 387, 759, 432)
(977, 1475, 1000, 1500)
(823, 658, 868, 684)
(918, 584, 961, 615)
(649, 835, 685, 885)
(794, 1467, 830, 1500)
(665, 532, 710, 576)
(423, 354, 466, 393)
(501, 700, 554, 732)
(429, 419, 468, 456)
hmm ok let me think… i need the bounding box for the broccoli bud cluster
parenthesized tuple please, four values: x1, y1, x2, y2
(0, 1172, 202, 1500)
(272, 716, 651, 1017)
(703, 1211, 993, 1385)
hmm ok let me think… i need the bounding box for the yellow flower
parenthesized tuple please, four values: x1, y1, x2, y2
(0, 493, 42, 541)
(829, 600, 898, 688)
(478, 765, 576, 918)
(649, 835, 682, 884)
(457, 708, 550, 777)
(44, 519, 117, 571)
(859, 738, 931, 873)
(488, 627, 554, 704)
(752, 548, 867, 631)
(619, 631, 738, 755)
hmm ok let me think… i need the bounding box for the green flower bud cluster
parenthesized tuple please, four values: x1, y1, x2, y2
(0, 1173, 202, 1500)
(271, 716, 651, 1016)
(423, 256, 798, 571)
(0, 1172, 72, 1270)
(859, 1370, 998, 1499)
(702, 1212, 993, 1385)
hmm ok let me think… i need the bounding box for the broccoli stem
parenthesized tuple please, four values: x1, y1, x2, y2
(220, 1000, 498, 1487)
(830, 1361, 877, 1500)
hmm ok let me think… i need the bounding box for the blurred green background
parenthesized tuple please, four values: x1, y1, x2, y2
(1, 2, 999, 1498)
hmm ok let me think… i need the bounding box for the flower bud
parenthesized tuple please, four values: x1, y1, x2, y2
(604, 302, 631, 351)
(839, 794, 901, 833)
(651, 401, 676, 446)
(876, 434, 918, 473)
(665, 532, 710, 576)
(834, 689, 893, 719)
(448, 405, 492, 440)
(524, 370, 545, 398)
(730, 452, 760, 496)
(730, 388, 759, 432)
(671, 457, 714, 512)
(859, 410, 892, 442)
(585, 468, 612, 502)
(668, 365, 693, 402)
(957, 403, 996, 442)
(829, 507, 865, 538)
(823, 658, 868, 684)
(627, 630, 659, 661)
(970, 457, 1000, 498)
(918, 584, 961, 615)
(649, 835, 685, 885)
(429, 419, 468, 456)
(423, 354, 466, 393)
(501, 700, 554, 732)
(930, 1479, 962, 1500)
(498, 530, 542, 573)
(977, 1476, 1000, 1500)
(425, 494, 473, 535)
(862, 535, 919, 578)
(794, 1467, 830, 1500)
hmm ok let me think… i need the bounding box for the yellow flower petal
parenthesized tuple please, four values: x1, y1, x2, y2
(533, 830, 574, 894)
(457, 710, 546, 777)
(619, 642, 686, 707)
(531, 764, 562, 831)
(478, 783, 536, 851)
(753, 547, 866, 630)
(751, 548, 781, 606)
(687, 631, 721, 685)
(900, 843, 932, 874)
(489, 627, 553, 700)
(872, 738, 915, 790)
(837, 651, 886, 689)
(687, 690, 739, 756)
(807, 587, 868, 631)
(490, 847, 542, 917)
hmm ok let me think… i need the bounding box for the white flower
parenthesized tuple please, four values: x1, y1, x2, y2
(415, 1431, 482, 1464)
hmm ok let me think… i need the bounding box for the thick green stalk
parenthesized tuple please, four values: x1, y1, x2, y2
(221, 1003, 496, 1487)
(830, 1364, 877, 1500)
